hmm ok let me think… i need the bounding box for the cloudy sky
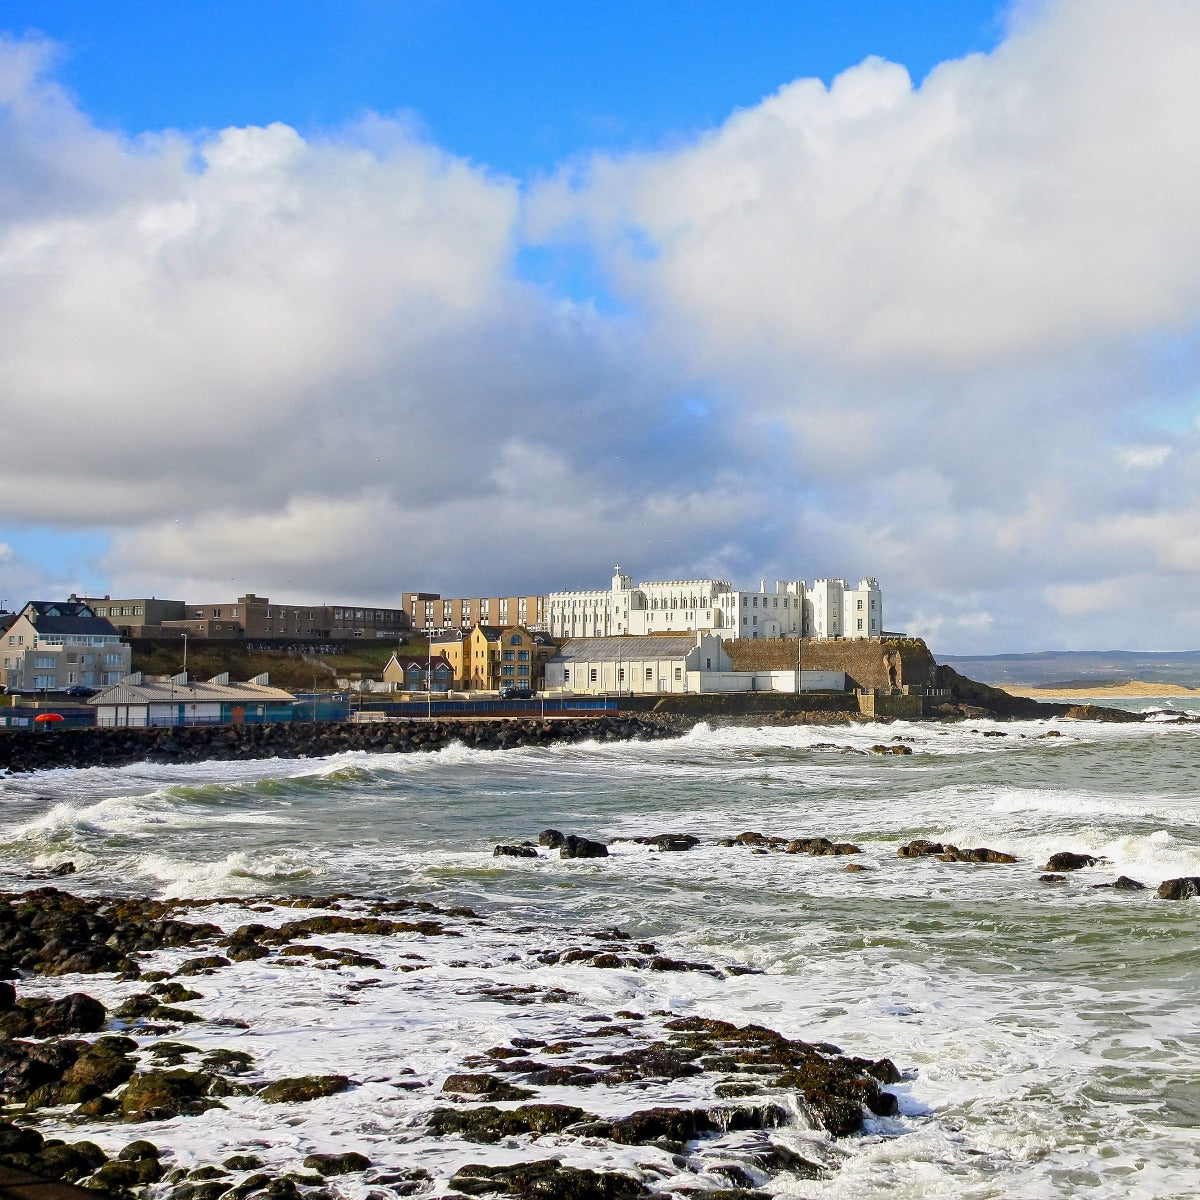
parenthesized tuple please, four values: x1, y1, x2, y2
(2, 0, 1199, 654)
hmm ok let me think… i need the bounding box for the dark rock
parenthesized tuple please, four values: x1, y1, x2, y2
(538, 829, 567, 849)
(492, 844, 539, 859)
(1092, 876, 1148, 891)
(119, 1069, 223, 1122)
(1040, 874, 1067, 883)
(936, 846, 1017, 864)
(449, 1158, 650, 1199)
(440, 1072, 533, 1100)
(257, 1074, 351, 1103)
(1156, 877, 1200, 900)
(426, 1103, 590, 1143)
(560, 835, 609, 860)
(302, 1152, 371, 1176)
(897, 839, 943, 857)
(1044, 852, 1099, 872)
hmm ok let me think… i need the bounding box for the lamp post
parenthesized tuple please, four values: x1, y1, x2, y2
(427, 642, 432, 721)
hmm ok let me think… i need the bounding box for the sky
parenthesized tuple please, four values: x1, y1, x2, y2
(2, 0, 1200, 655)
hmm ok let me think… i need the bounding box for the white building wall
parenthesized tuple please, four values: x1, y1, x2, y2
(546, 569, 881, 643)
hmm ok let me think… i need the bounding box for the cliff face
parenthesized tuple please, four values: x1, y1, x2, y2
(727, 637, 938, 691)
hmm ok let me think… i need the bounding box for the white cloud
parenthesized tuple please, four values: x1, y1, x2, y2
(9, 6, 1200, 653)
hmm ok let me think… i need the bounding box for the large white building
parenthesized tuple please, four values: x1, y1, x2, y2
(545, 567, 882, 642)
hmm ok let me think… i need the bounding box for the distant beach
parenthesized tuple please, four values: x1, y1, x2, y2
(1003, 680, 1200, 699)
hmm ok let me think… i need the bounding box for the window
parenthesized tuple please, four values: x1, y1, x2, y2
(618, 668, 625, 682)
(517, 651, 529, 661)
(518, 665, 529, 675)
(674, 667, 682, 681)
(857, 599, 863, 609)
(511, 635, 522, 645)
(502, 650, 514, 661)
(857, 619, 863, 630)
(589, 668, 597, 682)
(645, 667, 653, 680)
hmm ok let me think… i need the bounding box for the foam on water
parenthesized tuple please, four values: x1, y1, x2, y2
(4, 716, 1200, 1196)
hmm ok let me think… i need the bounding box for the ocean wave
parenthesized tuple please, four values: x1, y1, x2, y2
(135, 849, 325, 898)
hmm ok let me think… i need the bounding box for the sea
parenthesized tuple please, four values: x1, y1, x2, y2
(2, 705, 1199, 1198)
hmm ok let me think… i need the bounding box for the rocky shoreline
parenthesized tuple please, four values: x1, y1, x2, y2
(0, 884, 902, 1200)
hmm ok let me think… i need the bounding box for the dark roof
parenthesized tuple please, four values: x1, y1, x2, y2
(20, 602, 120, 638)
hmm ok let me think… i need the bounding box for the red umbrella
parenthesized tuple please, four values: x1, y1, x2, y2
(33, 712, 64, 723)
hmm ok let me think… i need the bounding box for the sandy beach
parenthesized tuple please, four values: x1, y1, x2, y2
(1002, 680, 1200, 699)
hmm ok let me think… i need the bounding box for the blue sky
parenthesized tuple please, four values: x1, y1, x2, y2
(9, 2, 1004, 174)
(5, 1, 1200, 654)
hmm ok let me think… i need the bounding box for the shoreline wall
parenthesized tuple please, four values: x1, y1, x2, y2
(0, 715, 679, 775)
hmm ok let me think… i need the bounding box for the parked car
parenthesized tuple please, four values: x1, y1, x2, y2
(63, 685, 98, 698)
(499, 685, 535, 700)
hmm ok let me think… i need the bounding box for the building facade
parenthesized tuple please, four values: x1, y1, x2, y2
(381, 654, 454, 693)
(430, 625, 555, 691)
(156, 595, 410, 641)
(80, 597, 187, 636)
(545, 567, 882, 642)
(544, 632, 733, 695)
(401, 592, 546, 634)
(90, 671, 296, 727)
(1, 601, 131, 694)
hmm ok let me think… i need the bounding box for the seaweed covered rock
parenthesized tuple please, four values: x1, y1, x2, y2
(257, 1074, 350, 1103)
(427, 1103, 590, 1143)
(120, 1069, 223, 1122)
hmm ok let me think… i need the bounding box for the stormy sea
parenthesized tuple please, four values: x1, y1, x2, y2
(2, 708, 1199, 1198)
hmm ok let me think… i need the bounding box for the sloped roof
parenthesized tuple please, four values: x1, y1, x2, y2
(89, 676, 295, 706)
(550, 634, 701, 663)
(18, 601, 120, 638)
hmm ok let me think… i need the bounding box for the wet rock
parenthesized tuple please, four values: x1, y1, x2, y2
(493, 843, 539, 858)
(538, 829, 567, 849)
(174, 954, 231, 976)
(120, 1069, 224, 1122)
(897, 839, 943, 857)
(257, 1074, 351, 1103)
(303, 1152, 371, 1176)
(936, 846, 1017, 864)
(441, 1072, 534, 1100)
(618, 833, 701, 852)
(1044, 852, 1099, 872)
(449, 1157, 650, 1199)
(1092, 876, 1148, 891)
(426, 1103, 590, 1142)
(785, 837, 862, 856)
(1156, 876, 1200, 900)
(559, 834, 609, 860)
(1040, 874, 1067, 883)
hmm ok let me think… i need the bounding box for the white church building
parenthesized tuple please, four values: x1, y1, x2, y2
(545, 568, 882, 642)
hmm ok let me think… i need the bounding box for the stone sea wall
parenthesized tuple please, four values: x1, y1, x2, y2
(0, 715, 678, 776)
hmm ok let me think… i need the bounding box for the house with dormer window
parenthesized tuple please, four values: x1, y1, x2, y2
(1, 600, 131, 695)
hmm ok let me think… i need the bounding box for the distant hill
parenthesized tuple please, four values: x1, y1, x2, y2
(936, 649, 1200, 688)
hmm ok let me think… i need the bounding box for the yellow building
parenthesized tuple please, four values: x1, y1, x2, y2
(430, 625, 554, 691)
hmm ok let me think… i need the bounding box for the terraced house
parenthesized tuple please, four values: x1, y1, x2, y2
(1, 600, 131, 694)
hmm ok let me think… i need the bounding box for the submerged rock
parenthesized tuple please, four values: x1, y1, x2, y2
(1092, 876, 1147, 891)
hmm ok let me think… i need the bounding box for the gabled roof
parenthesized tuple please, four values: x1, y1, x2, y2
(550, 634, 704, 663)
(387, 655, 452, 671)
(17, 601, 120, 638)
